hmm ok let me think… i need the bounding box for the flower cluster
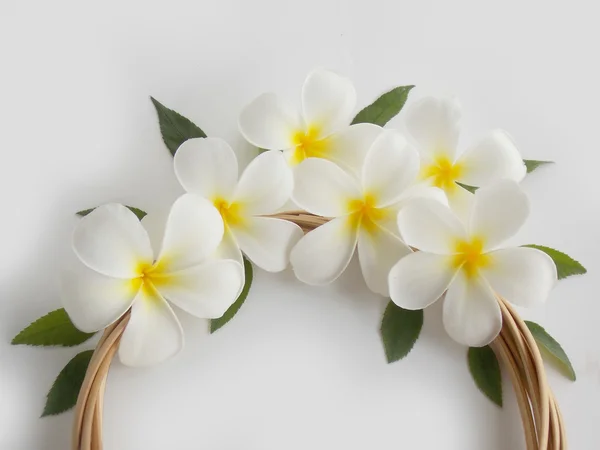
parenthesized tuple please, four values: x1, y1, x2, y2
(62, 69, 557, 367)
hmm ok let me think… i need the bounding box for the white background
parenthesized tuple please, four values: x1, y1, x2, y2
(1, 0, 599, 449)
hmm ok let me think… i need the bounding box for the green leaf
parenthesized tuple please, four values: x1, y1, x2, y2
(42, 350, 93, 417)
(523, 245, 587, 280)
(77, 205, 147, 220)
(525, 321, 576, 381)
(351, 85, 415, 126)
(468, 346, 503, 407)
(456, 182, 478, 194)
(12, 309, 95, 347)
(210, 257, 253, 333)
(380, 302, 423, 363)
(524, 159, 554, 173)
(150, 96, 207, 156)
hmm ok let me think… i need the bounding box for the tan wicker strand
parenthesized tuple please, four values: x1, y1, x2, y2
(498, 299, 548, 446)
(549, 395, 560, 449)
(80, 342, 119, 450)
(70, 211, 566, 450)
(72, 323, 115, 449)
(91, 378, 106, 450)
(72, 313, 130, 450)
(503, 300, 552, 448)
(490, 334, 537, 450)
(557, 396, 568, 448)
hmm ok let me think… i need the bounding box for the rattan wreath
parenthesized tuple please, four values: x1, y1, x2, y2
(10, 69, 580, 450)
(72, 212, 566, 450)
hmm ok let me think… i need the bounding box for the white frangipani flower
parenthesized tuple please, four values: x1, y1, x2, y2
(238, 68, 382, 171)
(174, 137, 303, 275)
(290, 129, 444, 296)
(388, 180, 557, 347)
(62, 195, 244, 367)
(405, 97, 526, 217)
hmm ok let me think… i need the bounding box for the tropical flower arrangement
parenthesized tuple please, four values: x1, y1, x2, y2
(12, 69, 586, 450)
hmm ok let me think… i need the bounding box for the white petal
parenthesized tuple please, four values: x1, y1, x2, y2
(446, 184, 475, 222)
(282, 148, 299, 166)
(174, 137, 238, 200)
(396, 184, 448, 207)
(155, 260, 244, 319)
(215, 229, 244, 264)
(156, 194, 224, 271)
(61, 263, 137, 332)
(301, 69, 356, 137)
(457, 130, 526, 187)
(405, 97, 461, 160)
(292, 158, 362, 217)
(73, 203, 153, 279)
(231, 217, 303, 272)
(469, 180, 529, 250)
(238, 93, 301, 150)
(443, 273, 502, 347)
(372, 203, 402, 237)
(140, 210, 168, 261)
(324, 123, 383, 174)
(388, 252, 457, 310)
(233, 150, 293, 215)
(361, 130, 419, 207)
(357, 225, 412, 296)
(290, 216, 357, 285)
(481, 247, 557, 308)
(214, 230, 246, 288)
(377, 186, 447, 237)
(397, 199, 466, 254)
(118, 286, 183, 367)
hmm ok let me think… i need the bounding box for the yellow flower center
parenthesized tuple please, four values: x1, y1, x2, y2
(290, 125, 328, 165)
(346, 193, 388, 234)
(213, 197, 245, 228)
(129, 261, 173, 304)
(422, 155, 463, 192)
(452, 237, 490, 278)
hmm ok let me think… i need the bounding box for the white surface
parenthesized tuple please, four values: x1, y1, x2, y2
(0, 0, 599, 448)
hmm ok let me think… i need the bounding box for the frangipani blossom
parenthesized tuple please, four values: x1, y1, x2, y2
(61, 195, 244, 367)
(290, 129, 444, 296)
(174, 137, 303, 275)
(405, 97, 526, 217)
(238, 68, 381, 171)
(388, 180, 557, 347)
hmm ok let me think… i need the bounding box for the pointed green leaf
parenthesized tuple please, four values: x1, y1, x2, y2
(525, 321, 576, 381)
(468, 346, 502, 407)
(12, 309, 95, 347)
(524, 159, 554, 173)
(380, 302, 423, 363)
(351, 85, 415, 127)
(77, 205, 147, 221)
(210, 257, 253, 333)
(150, 96, 207, 156)
(42, 350, 93, 417)
(456, 182, 478, 194)
(523, 245, 587, 280)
